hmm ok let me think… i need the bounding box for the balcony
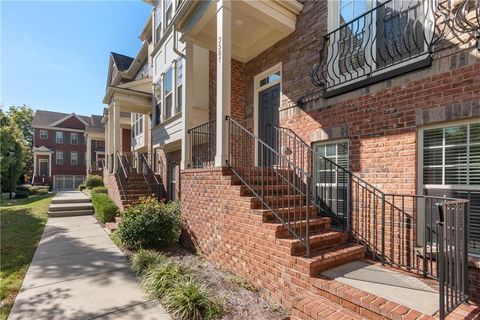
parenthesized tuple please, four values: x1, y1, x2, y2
(311, 0, 448, 97)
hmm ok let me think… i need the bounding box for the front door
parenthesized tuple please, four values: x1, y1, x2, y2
(258, 84, 280, 167)
(39, 160, 49, 177)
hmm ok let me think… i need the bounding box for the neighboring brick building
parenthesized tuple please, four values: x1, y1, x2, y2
(32, 110, 104, 190)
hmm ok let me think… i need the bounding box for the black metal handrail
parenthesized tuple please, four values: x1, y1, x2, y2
(115, 151, 129, 202)
(226, 116, 312, 257)
(270, 125, 468, 318)
(311, 0, 448, 96)
(188, 120, 216, 168)
(141, 153, 163, 200)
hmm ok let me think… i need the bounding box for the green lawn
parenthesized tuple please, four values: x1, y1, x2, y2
(0, 194, 53, 320)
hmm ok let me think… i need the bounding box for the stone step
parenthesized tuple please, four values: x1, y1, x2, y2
(51, 198, 91, 204)
(49, 209, 94, 217)
(277, 230, 348, 255)
(257, 205, 317, 222)
(49, 203, 93, 212)
(296, 243, 364, 276)
(264, 217, 331, 238)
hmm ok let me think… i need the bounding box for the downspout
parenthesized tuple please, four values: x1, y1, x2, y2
(173, 25, 186, 59)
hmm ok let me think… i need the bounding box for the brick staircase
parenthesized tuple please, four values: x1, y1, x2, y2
(116, 172, 157, 209)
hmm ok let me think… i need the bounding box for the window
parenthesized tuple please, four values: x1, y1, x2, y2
(313, 140, 349, 229)
(70, 133, 78, 145)
(165, 0, 173, 26)
(56, 131, 64, 144)
(132, 114, 144, 137)
(164, 68, 173, 119)
(71, 152, 78, 165)
(154, 1, 162, 44)
(56, 151, 64, 165)
(421, 122, 480, 254)
(40, 130, 48, 139)
(176, 58, 184, 113)
(154, 81, 162, 125)
(259, 71, 281, 87)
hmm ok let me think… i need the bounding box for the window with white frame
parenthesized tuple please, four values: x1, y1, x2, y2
(154, 81, 162, 125)
(176, 58, 184, 113)
(40, 130, 48, 139)
(70, 133, 78, 145)
(154, 1, 162, 44)
(56, 131, 64, 144)
(164, 68, 173, 119)
(313, 140, 349, 229)
(421, 122, 480, 254)
(132, 114, 144, 137)
(71, 151, 78, 165)
(56, 151, 64, 165)
(165, 0, 173, 26)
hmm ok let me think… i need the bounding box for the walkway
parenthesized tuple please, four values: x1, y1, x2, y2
(8, 197, 171, 320)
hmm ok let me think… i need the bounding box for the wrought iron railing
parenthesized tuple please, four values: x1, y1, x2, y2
(270, 124, 468, 318)
(141, 153, 163, 200)
(188, 120, 216, 168)
(115, 151, 129, 202)
(226, 117, 312, 257)
(88, 160, 104, 173)
(311, 0, 448, 97)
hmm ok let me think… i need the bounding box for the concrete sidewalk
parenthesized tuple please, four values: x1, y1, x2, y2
(8, 215, 171, 320)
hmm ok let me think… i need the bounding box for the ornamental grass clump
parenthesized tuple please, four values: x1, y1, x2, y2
(141, 261, 190, 299)
(130, 249, 167, 277)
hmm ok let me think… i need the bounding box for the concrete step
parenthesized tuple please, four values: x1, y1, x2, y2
(49, 209, 94, 217)
(51, 198, 91, 204)
(49, 203, 93, 212)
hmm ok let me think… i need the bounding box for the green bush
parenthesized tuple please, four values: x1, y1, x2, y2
(142, 262, 189, 299)
(85, 175, 104, 189)
(14, 191, 29, 199)
(130, 249, 166, 277)
(27, 185, 49, 195)
(116, 198, 180, 249)
(92, 193, 119, 223)
(91, 186, 108, 194)
(78, 183, 86, 191)
(163, 278, 217, 320)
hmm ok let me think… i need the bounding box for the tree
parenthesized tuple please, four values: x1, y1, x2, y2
(0, 109, 28, 192)
(6, 105, 34, 179)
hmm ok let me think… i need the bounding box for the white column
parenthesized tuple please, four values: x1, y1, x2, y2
(181, 41, 194, 170)
(48, 153, 52, 177)
(86, 136, 92, 175)
(33, 153, 37, 177)
(112, 100, 120, 172)
(104, 122, 109, 170)
(214, 0, 231, 167)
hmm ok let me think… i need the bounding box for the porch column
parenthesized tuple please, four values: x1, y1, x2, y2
(107, 112, 112, 172)
(112, 100, 120, 172)
(48, 153, 52, 177)
(181, 41, 194, 170)
(104, 123, 109, 170)
(33, 153, 37, 177)
(214, 0, 232, 167)
(86, 136, 92, 174)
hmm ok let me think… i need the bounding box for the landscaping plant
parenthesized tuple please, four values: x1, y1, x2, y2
(78, 183, 86, 191)
(142, 261, 189, 299)
(130, 249, 166, 277)
(91, 193, 118, 223)
(91, 186, 108, 194)
(84, 175, 104, 189)
(116, 197, 180, 249)
(163, 278, 213, 320)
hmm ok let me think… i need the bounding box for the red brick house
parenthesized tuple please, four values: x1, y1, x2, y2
(170, 0, 479, 319)
(32, 110, 104, 190)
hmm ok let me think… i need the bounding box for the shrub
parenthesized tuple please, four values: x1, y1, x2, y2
(78, 183, 86, 191)
(28, 186, 49, 195)
(163, 278, 215, 320)
(14, 191, 29, 199)
(85, 175, 104, 189)
(116, 198, 180, 249)
(92, 193, 119, 223)
(130, 249, 166, 277)
(91, 186, 108, 194)
(142, 262, 189, 299)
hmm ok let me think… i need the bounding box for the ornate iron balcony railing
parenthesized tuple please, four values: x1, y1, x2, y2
(311, 0, 450, 97)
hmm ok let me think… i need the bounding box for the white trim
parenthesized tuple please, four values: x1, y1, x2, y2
(49, 113, 89, 127)
(40, 130, 48, 139)
(38, 159, 49, 176)
(34, 126, 86, 133)
(253, 62, 282, 165)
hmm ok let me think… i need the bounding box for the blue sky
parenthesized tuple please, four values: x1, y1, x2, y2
(1, 0, 151, 116)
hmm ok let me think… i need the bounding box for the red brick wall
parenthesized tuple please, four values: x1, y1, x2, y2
(54, 116, 86, 130)
(208, 51, 246, 122)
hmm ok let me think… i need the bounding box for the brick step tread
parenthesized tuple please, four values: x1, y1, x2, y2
(277, 230, 348, 255)
(249, 195, 305, 208)
(235, 176, 295, 185)
(233, 168, 294, 177)
(297, 243, 364, 275)
(238, 184, 297, 192)
(258, 206, 318, 222)
(291, 295, 365, 320)
(264, 217, 331, 238)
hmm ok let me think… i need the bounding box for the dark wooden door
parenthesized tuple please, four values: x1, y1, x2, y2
(258, 84, 280, 167)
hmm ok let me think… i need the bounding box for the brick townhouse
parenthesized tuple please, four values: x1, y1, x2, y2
(32, 110, 104, 190)
(100, 0, 479, 319)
